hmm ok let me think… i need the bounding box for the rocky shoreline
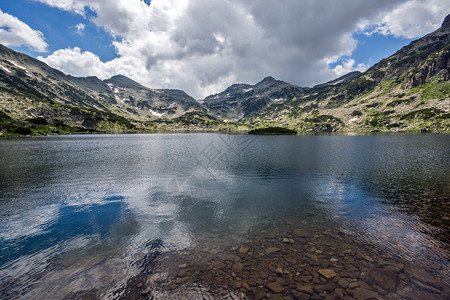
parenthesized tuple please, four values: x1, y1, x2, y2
(112, 217, 449, 300)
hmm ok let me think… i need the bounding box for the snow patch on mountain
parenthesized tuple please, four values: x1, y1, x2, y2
(149, 109, 164, 117)
(7, 60, 26, 71)
(0, 65, 11, 73)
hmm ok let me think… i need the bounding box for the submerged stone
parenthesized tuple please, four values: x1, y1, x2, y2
(232, 263, 243, 273)
(318, 269, 337, 279)
(296, 284, 313, 295)
(267, 282, 285, 293)
(239, 247, 249, 254)
(368, 268, 398, 292)
(266, 247, 281, 254)
(350, 287, 381, 300)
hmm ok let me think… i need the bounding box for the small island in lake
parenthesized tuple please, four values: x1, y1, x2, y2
(248, 127, 297, 135)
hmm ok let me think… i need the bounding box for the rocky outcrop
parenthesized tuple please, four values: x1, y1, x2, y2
(441, 14, 450, 29)
(407, 45, 450, 88)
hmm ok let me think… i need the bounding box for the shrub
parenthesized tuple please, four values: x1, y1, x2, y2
(28, 117, 48, 125)
(249, 127, 297, 135)
(351, 110, 362, 117)
(0, 111, 11, 121)
(347, 78, 376, 96)
(52, 119, 65, 126)
(366, 102, 381, 108)
(1, 123, 32, 135)
(305, 115, 344, 124)
(400, 108, 444, 120)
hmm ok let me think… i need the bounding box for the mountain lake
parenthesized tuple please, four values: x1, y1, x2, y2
(0, 133, 449, 299)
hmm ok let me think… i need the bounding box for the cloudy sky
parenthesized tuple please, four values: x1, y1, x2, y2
(0, 0, 448, 98)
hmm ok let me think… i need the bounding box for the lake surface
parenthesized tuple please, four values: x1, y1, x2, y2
(0, 133, 449, 299)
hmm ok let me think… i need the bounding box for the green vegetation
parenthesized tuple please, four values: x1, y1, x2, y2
(299, 115, 345, 132)
(386, 97, 416, 107)
(325, 94, 346, 108)
(0, 72, 52, 103)
(64, 106, 137, 130)
(305, 115, 344, 124)
(0, 116, 98, 136)
(365, 102, 381, 108)
(399, 108, 447, 121)
(288, 102, 318, 118)
(351, 110, 362, 117)
(364, 113, 395, 128)
(383, 110, 395, 115)
(170, 110, 221, 126)
(354, 89, 375, 101)
(0, 122, 32, 135)
(28, 117, 48, 125)
(324, 77, 378, 109)
(52, 119, 66, 127)
(301, 102, 318, 112)
(379, 80, 395, 91)
(0, 103, 143, 136)
(370, 70, 385, 81)
(0, 110, 11, 121)
(0, 111, 32, 135)
(347, 78, 376, 96)
(376, 79, 401, 98)
(415, 81, 450, 100)
(248, 127, 297, 135)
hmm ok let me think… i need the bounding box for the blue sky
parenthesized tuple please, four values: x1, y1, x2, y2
(0, 0, 448, 98)
(329, 33, 413, 69)
(0, 0, 117, 61)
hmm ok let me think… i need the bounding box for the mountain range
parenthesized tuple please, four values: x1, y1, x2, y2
(0, 15, 449, 135)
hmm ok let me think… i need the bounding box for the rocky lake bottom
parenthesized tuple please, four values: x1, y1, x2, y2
(113, 199, 450, 300)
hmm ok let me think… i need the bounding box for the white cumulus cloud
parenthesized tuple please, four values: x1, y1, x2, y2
(0, 9, 48, 52)
(361, 0, 450, 38)
(332, 59, 368, 77)
(38, 47, 113, 79)
(31, 0, 87, 15)
(37, 47, 154, 83)
(33, 0, 448, 98)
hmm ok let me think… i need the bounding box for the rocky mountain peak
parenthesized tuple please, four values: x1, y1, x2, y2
(104, 75, 146, 90)
(261, 76, 276, 83)
(442, 14, 450, 29)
